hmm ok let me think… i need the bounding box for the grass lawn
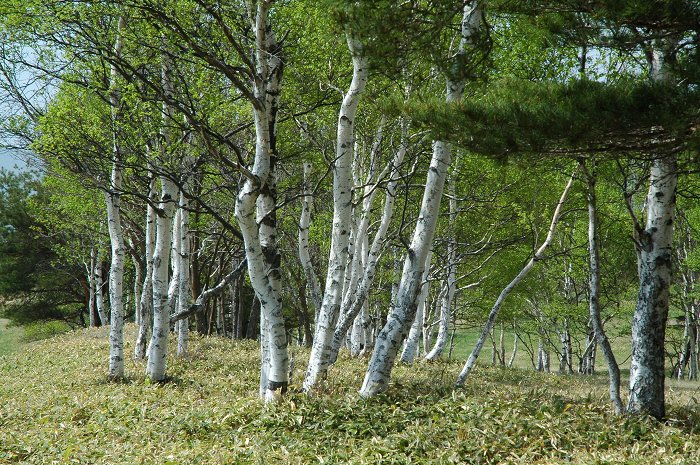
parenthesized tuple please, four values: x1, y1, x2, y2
(0, 318, 24, 356)
(2, 324, 700, 464)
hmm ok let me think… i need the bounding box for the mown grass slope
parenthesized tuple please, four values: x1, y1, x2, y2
(0, 319, 24, 357)
(2, 325, 700, 464)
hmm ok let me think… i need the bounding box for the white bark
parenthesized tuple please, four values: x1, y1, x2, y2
(627, 156, 677, 418)
(236, 4, 288, 401)
(627, 40, 678, 420)
(146, 35, 179, 381)
(176, 191, 191, 356)
(400, 251, 432, 364)
(328, 121, 409, 364)
(106, 15, 126, 380)
(134, 175, 156, 360)
(456, 171, 576, 386)
(304, 35, 369, 391)
(95, 255, 108, 326)
(425, 171, 458, 361)
(146, 176, 177, 381)
(86, 247, 97, 327)
(582, 161, 623, 414)
(359, 1, 483, 397)
(298, 161, 322, 321)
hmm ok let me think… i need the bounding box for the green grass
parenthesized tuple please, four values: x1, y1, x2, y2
(2, 324, 700, 464)
(0, 318, 24, 356)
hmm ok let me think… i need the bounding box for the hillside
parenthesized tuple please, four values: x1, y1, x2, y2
(1, 326, 700, 464)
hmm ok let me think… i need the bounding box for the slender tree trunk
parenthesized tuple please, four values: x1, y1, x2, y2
(400, 251, 432, 364)
(298, 161, 322, 323)
(508, 333, 517, 368)
(176, 190, 191, 356)
(360, 2, 483, 397)
(95, 255, 108, 325)
(304, 35, 369, 391)
(582, 161, 624, 413)
(135, 175, 156, 360)
(456, 171, 576, 386)
(106, 16, 126, 380)
(87, 247, 97, 327)
(425, 171, 457, 361)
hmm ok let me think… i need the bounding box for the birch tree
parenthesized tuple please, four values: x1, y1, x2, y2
(360, 1, 484, 397)
(303, 34, 369, 391)
(625, 39, 679, 420)
(456, 170, 576, 385)
(106, 15, 127, 380)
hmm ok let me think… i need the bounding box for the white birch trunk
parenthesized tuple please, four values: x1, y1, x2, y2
(95, 255, 108, 326)
(298, 161, 322, 321)
(236, 4, 288, 401)
(146, 176, 177, 381)
(359, 2, 483, 397)
(582, 161, 623, 414)
(627, 41, 678, 420)
(425, 172, 457, 361)
(176, 191, 191, 356)
(106, 16, 126, 380)
(456, 171, 576, 385)
(86, 247, 97, 327)
(400, 252, 432, 364)
(135, 175, 156, 360)
(303, 35, 369, 391)
(627, 156, 677, 418)
(328, 126, 408, 364)
(146, 35, 179, 381)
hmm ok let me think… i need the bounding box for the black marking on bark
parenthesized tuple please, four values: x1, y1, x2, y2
(268, 380, 288, 394)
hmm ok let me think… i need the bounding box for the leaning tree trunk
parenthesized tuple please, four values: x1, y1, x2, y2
(359, 3, 483, 397)
(303, 34, 369, 391)
(425, 170, 458, 361)
(106, 15, 126, 380)
(456, 171, 576, 386)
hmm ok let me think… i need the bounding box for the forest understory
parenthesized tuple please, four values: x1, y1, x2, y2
(1, 325, 700, 465)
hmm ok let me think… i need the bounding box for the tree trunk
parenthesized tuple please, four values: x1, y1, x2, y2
(135, 175, 156, 360)
(146, 176, 177, 381)
(627, 155, 677, 419)
(176, 190, 191, 357)
(304, 35, 369, 391)
(456, 171, 576, 386)
(360, 2, 483, 397)
(235, 6, 288, 401)
(400, 252, 432, 364)
(582, 161, 623, 413)
(425, 171, 457, 361)
(106, 15, 126, 380)
(298, 161, 322, 323)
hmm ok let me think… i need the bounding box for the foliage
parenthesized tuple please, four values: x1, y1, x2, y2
(2, 325, 700, 464)
(0, 170, 86, 326)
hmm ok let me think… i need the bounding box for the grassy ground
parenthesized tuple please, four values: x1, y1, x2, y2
(2, 325, 700, 464)
(0, 318, 24, 356)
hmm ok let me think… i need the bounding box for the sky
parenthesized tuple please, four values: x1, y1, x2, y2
(0, 149, 29, 172)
